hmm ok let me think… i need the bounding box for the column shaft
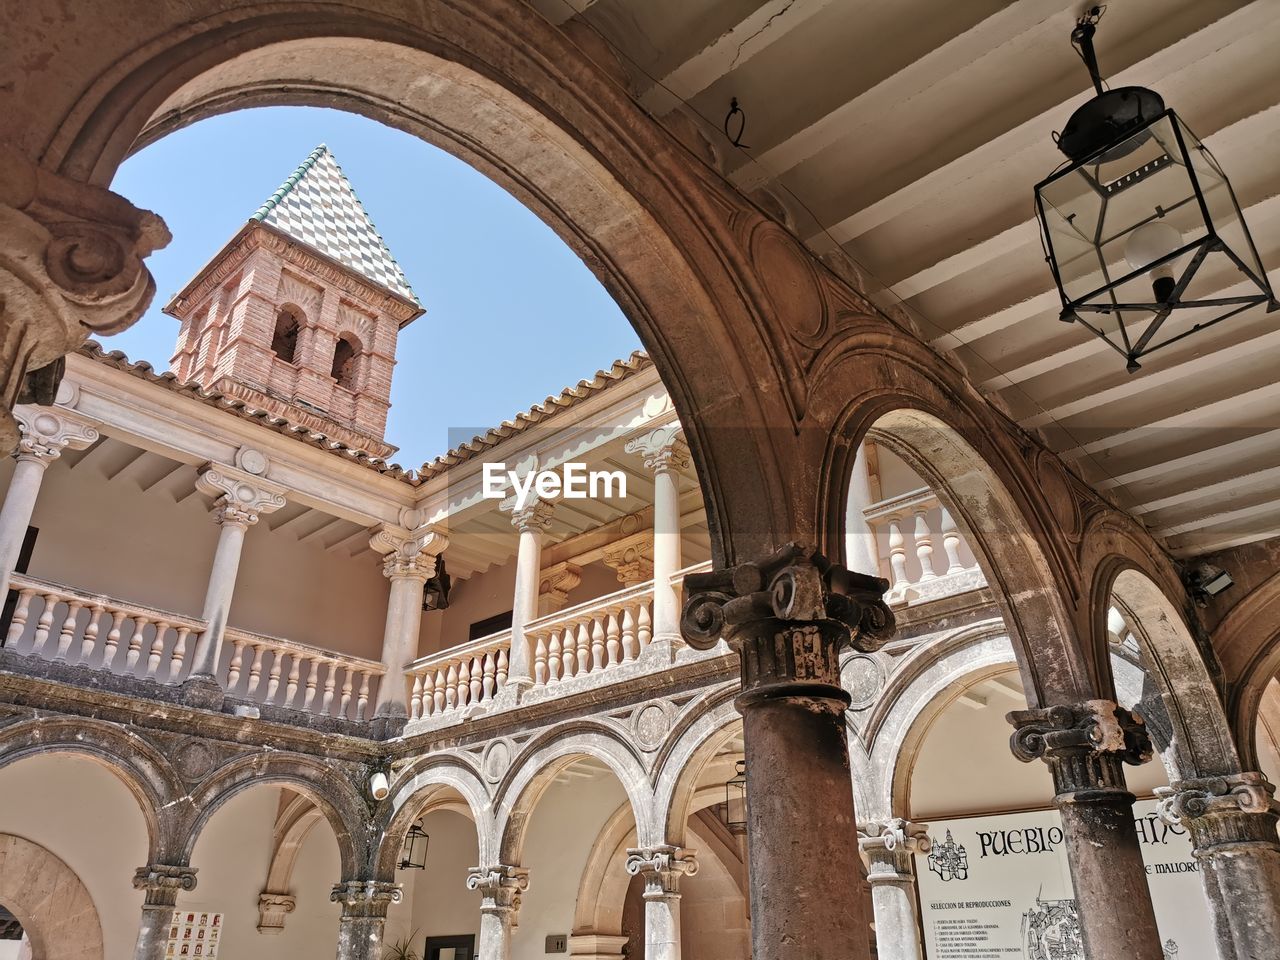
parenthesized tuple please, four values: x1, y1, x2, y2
(331, 880, 401, 960)
(858, 820, 928, 960)
(625, 847, 695, 960)
(651, 462, 682, 648)
(186, 518, 249, 680)
(477, 905, 514, 960)
(642, 892, 682, 960)
(0, 456, 47, 588)
(373, 575, 425, 716)
(132, 864, 197, 960)
(467, 865, 528, 960)
(505, 501, 552, 687)
(844, 444, 880, 578)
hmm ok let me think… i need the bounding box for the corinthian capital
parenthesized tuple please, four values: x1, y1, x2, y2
(14, 405, 98, 464)
(466, 865, 530, 919)
(1008, 699, 1152, 795)
(370, 522, 448, 582)
(625, 425, 690, 474)
(0, 146, 169, 452)
(196, 466, 286, 527)
(625, 845, 698, 896)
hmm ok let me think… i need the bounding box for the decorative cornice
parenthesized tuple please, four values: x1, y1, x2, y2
(625, 845, 698, 896)
(13, 405, 99, 464)
(1008, 699, 1152, 796)
(601, 536, 654, 586)
(539, 561, 583, 613)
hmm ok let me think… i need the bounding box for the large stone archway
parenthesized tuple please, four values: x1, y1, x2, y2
(0, 834, 104, 960)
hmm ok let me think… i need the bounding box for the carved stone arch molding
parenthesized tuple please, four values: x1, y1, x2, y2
(1213, 570, 1280, 771)
(376, 755, 494, 880)
(0, 834, 104, 960)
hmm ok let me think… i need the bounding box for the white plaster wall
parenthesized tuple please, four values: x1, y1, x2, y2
(0, 754, 149, 960)
(185, 786, 340, 960)
(409, 809, 482, 949)
(564, 560, 623, 608)
(429, 559, 517, 653)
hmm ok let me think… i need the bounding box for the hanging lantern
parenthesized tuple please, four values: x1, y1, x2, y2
(398, 822, 430, 870)
(1035, 7, 1276, 373)
(720, 760, 747, 832)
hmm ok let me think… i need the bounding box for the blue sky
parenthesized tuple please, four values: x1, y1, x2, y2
(108, 107, 640, 466)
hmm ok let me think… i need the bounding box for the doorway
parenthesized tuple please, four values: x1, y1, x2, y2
(424, 934, 476, 960)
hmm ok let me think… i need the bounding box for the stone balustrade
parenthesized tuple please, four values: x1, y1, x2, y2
(863, 488, 986, 606)
(405, 630, 512, 721)
(527, 581, 655, 686)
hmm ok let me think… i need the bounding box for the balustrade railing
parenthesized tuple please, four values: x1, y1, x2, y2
(2, 574, 382, 721)
(527, 582, 654, 688)
(863, 488, 985, 605)
(405, 630, 511, 721)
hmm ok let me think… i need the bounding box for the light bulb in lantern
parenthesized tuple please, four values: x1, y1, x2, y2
(1125, 220, 1184, 303)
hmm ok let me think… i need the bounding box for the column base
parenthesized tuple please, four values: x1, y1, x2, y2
(180, 674, 225, 710)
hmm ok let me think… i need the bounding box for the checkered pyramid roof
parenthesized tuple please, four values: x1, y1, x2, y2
(250, 144, 418, 304)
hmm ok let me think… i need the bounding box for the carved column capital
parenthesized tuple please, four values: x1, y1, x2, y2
(505, 497, 555, 534)
(625, 845, 698, 897)
(858, 819, 931, 880)
(14, 405, 98, 464)
(601, 535, 654, 586)
(682, 543, 894, 702)
(195, 466, 286, 528)
(625, 425, 690, 475)
(256, 892, 297, 934)
(539, 561, 582, 614)
(466, 864, 530, 921)
(1007, 699, 1152, 796)
(132, 863, 198, 906)
(1155, 772, 1280, 852)
(329, 879, 402, 919)
(370, 523, 448, 583)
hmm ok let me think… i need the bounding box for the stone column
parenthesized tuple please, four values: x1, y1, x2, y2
(331, 880, 402, 960)
(370, 521, 448, 717)
(845, 443, 880, 578)
(466, 864, 530, 960)
(1008, 700, 1163, 960)
(132, 863, 197, 960)
(1156, 771, 1280, 960)
(183, 467, 285, 706)
(626, 427, 690, 660)
(857, 819, 929, 960)
(625, 845, 697, 960)
(682, 544, 896, 960)
(0, 407, 97, 588)
(503, 497, 554, 689)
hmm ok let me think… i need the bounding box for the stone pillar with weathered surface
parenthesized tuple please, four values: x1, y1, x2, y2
(182, 466, 285, 706)
(625, 845, 697, 960)
(331, 880, 401, 960)
(1156, 771, 1280, 960)
(0, 406, 97, 588)
(1008, 700, 1163, 960)
(132, 864, 197, 960)
(844, 442, 880, 578)
(370, 520, 448, 717)
(626, 426, 689, 660)
(682, 544, 895, 960)
(504, 497, 554, 689)
(857, 819, 929, 960)
(466, 864, 529, 960)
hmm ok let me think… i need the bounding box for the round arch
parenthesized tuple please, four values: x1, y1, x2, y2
(650, 685, 741, 848)
(377, 756, 493, 879)
(0, 834, 104, 960)
(1213, 570, 1280, 770)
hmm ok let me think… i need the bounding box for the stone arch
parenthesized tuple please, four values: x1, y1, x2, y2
(377, 755, 493, 880)
(571, 801, 639, 943)
(0, 716, 179, 858)
(181, 753, 367, 877)
(256, 789, 325, 933)
(651, 685, 741, 848)
(494, 722, 652, 864)
(1212, 570, 1280, 771)
(0, 834, 104, 960)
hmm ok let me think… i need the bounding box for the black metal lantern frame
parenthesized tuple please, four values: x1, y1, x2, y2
(398, 822, 429, 870)
(1035, 32, 1276, 373)
(721, 759, 747, 832)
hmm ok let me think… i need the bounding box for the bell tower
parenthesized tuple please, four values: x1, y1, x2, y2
(165, 145, 423, 459)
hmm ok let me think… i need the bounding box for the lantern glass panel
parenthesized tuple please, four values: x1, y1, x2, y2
(724, 761, 747, 830)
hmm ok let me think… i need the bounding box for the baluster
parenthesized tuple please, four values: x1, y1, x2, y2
(470, 655, 483, 704)
(322, 663, 340, 716)
(913, 508, 937, 581)
(54, 601, 84, 662)
(495, 649, 509, 690)
(886, 517, 910, 593)
(356, 671, 371, 719)
(79, 604, 104, 666)
(421, 672, 437, 717)
(456, 658, 471, 707)
(410, 673, 424, 720)
(285, 654, 304, 706)
(102, 611, 127, 668)
(168, 627, 191, 680)
(339, 666, 355, 719)
(940, 506, 965, 575)
(590, 618, 606, 673)
(483, 652, 497, 699)
(575, 621, 592, 676)
(605, 612, 621, 667)
(533, 634, 548, 685)
(560, 627, 576, 680)
(620, 607, 637, 661)
(445, 664, 459, 710)
(302, 659, 320, 712)
(246, 644, 268, 698)
(225, 639, 248, 690)
(265, 650, 285, 703)
(30, 594, 58, 657)
(145, 620, 170, 678)
(637, 602, 652, 652)
(433, 668, 448, 714)
(124, 616, 151, 673)
(4, 590, 35, 648)
(547, 631, 562, 683)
